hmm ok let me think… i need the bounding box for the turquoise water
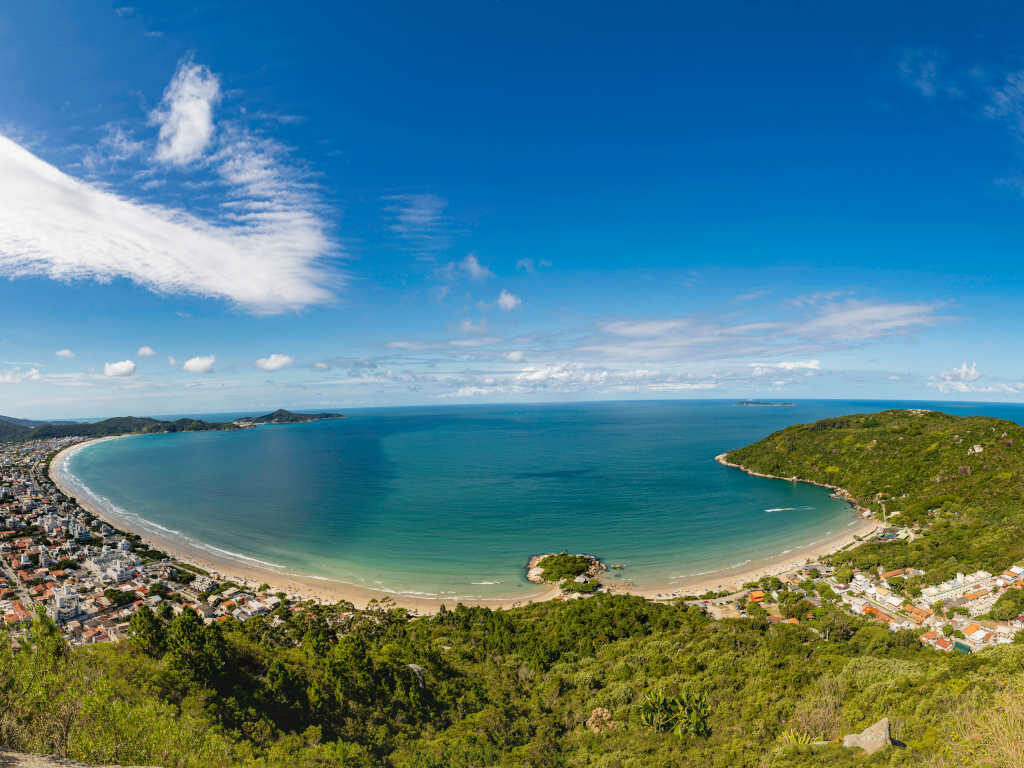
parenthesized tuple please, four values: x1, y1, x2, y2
(54, 399, 1024, 600)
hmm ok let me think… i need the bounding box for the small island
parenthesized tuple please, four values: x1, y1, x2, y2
(733, 400, 795, 407)
(525, 551, 607, 595)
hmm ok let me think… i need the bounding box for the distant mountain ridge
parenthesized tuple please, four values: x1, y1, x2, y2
(0, 409, 343, 443)
(0, 414, 80, 427)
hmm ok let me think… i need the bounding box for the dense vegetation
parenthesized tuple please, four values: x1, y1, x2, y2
(0, 417, 29, 442)
(8, 408, 1024, 766)
(0, 415, 235, 441)
(726, 409, 1024, 584)
(537, 553, 592, 582)
(3, 593, 1024, 767)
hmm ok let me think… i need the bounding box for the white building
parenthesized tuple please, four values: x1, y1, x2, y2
(48, 584, 83, 623)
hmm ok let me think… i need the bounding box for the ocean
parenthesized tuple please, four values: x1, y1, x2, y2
(52, 399, 1024, 600)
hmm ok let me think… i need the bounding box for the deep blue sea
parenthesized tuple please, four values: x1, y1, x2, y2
(53, 399, 1024, 600)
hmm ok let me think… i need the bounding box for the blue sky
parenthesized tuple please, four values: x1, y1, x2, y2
(2, 2, 1024, 418)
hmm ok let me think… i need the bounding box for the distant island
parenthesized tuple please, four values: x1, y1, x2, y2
(234, 408, 345, 427)
(0, 408, 344, 443)
(733, 400, 795, 407)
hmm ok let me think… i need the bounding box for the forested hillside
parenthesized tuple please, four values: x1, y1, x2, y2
(20, 416, 234, 440)
(725, 409, 1024, 583)
(2, 591, 1023, 767)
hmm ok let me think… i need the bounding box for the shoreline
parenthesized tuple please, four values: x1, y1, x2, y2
(624, 453, 879, 599)
(49, 437, 560, 614)
(46, 436, 879, 614)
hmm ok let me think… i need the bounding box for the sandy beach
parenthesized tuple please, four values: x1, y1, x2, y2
(613, 453, 881, 600)
(49, 437, 879, 614)
(624, 515, 879, 600)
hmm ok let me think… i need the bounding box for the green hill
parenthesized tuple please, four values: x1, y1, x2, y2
(724, 408, 1024, 582)
(0, 409, 343, 444)
(23, 416, 234, 440)
(0, 418, 31, 442)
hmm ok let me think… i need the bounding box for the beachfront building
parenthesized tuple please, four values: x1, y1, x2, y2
(48, 583, 83, 623)
(921, 571, 993, 604)
(85, 546, 140, 583)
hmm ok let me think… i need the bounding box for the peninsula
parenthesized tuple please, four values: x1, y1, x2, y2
(0, 409, 343, 443)
(233, 408, 345, 427)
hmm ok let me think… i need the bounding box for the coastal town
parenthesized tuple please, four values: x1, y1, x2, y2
(4, 433, 1024, 656)
(694, 524, 1024, 653)
(1, 437, 299, 647)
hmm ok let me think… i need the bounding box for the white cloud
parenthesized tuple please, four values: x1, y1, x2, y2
(928, 361, 1021, 394)
(777, 360, 820, 370)
(497, 289, 521, 311)
(603, 319, 690, 337)
(584, 299, 939, 364)
(0, 367, 41, 384)
(255, 353, 293, 371)
(448, 337, 501, 348)
(385, 192, 448, 256)
(436, 363, 719, 399)
(313, 361, 329, 370)
(0, 130, 336, 313)
(516, 258, 535, 273)
(461, 253, 493, 280)
(503, 350, 525, 362)
(84, 125, 144, 169)
(940, 361, 980, 382)
(786, 291, 846, 307)
(104, 360, 136, 377)
(55, 348, 75, 359)
(183, 354, 215, 373)
(987, 71, 1024, 136)
(757, 360, 821, 371)
(750, 360, 820, 377)
(735, 288, 771, 302)
(797, 300, 939, 341)
(459, 318, 487, 334)
(899, 49, 942, 98)
(167, 356, 176, 366)
(387, 340, 435, 351)
(137, 345, 156, 357)
(385, 193, 448, 245)
(150, 59, 221, 165)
